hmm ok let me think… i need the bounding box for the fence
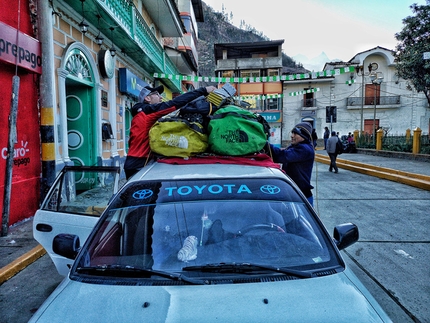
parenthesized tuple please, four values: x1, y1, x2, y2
(354, 128, 430, 155)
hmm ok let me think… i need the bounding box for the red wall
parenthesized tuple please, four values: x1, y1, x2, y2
(0, 1, 41, 225)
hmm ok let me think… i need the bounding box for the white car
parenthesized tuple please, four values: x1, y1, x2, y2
(33, 165, 121, 276)
(32, 159, 392, 322)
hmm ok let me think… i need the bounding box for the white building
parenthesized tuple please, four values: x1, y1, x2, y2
(282, 46, 429, 142)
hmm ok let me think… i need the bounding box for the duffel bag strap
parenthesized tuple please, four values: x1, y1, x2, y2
(210, 111, 257, 122)
(157, 116, 205, 134)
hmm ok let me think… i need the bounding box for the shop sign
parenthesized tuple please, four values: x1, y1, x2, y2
(301, 110, 316, 117)
(260, 111, 282, 122)
(118, 68, 149, 99)
(0, 21, 42, 74)
(1, 140, 31, 167)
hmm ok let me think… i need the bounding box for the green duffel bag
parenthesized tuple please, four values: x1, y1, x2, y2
(208, 105, 268, 156)
(149, 117, 208, 158)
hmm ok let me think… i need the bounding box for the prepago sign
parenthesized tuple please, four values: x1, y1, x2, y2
(1, 140, 31, 167)
(0, 21, 42, 74)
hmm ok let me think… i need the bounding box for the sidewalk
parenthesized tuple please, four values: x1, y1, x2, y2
(316, 150, 430, 177)
(0, 218, 44, 284)
(1, 151, 429, 284)
(315, 150, 430, 191)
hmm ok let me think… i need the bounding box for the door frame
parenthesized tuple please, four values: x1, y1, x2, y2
(57, 42, 103, 169)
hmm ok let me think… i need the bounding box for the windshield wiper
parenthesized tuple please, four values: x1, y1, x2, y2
(76, 265, 206, 285)
(182, 262, 312, 278)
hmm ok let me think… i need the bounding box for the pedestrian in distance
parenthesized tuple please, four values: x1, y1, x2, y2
(269, 122, 315, 206)
(323, 126, 330, 150)
(311, 128, 318, 149)
(124, 84, 217, 179)
(326, 131, 342, 173)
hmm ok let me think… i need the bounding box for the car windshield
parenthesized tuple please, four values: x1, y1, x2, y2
(74, 178, 339, 278)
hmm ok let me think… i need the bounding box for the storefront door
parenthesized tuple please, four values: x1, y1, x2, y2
(66, 83, 96, 167)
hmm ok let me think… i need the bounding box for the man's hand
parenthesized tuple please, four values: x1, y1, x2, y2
(205, 86, 217, 93)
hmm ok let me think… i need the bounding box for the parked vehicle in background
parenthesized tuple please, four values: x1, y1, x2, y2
(31, 159, 391, 322)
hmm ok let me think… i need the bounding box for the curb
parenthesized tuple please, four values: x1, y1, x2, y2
(315, 155, 430, 191)
(0, 244, 46, 284)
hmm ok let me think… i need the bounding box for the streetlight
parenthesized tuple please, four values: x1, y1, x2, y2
(356, 63, 377, 135)
(369, 72, 384, 145)
(79, 0, 88, 34)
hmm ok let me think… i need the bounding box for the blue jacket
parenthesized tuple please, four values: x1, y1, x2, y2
(270, 142, 315, 197)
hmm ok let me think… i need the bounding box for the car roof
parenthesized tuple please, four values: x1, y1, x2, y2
(128, 160, 286, 182)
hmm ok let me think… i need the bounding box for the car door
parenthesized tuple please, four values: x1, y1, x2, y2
(33, 166, 121, 276)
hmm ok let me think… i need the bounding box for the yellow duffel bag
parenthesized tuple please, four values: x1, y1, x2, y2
(149, 117, 208, 158)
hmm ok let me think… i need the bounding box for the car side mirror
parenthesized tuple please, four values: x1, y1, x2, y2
(333, 223, 359, 250)
(53, 234, 80, 259)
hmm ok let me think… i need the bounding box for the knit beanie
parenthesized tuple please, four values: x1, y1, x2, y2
(293, 122, 312, 141)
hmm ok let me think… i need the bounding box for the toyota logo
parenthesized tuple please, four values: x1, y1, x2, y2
(133, 189, 154, 200)
(260, 185, 281, 195)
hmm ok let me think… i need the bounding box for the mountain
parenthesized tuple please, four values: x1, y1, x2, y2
(197, 2, 305, 78)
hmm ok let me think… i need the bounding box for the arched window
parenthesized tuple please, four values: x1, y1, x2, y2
(65, 48, 93, 83)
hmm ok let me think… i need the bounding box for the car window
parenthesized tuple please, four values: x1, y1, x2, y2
(41, 166, 120, 216)
(74, 178, 337, 277)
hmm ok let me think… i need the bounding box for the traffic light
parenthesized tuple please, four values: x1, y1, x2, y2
(326, 106, 337, 123)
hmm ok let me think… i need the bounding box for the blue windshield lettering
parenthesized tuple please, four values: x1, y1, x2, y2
(237, 184, 252, 194)
(194, 185, 207, 194)
(164, 184, 253, 196)
(177, 186, 192, 195)
(208, 185, 222, 194)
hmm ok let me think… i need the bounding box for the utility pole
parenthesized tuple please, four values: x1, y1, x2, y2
(38, 0, 57, 199)
(1, 76, 20, 236)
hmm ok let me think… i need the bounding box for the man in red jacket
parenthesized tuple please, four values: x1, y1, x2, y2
(124, 84, 216, 179)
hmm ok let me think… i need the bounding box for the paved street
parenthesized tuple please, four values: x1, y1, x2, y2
(311, 155, 430, 323)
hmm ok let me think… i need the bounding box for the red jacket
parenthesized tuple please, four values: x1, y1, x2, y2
(127, 107, 176, 158)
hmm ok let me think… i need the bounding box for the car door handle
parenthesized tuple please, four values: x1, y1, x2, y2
(36, 223, 53, 232)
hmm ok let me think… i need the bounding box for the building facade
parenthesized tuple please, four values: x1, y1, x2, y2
(282, 47, 429, 143)
(214, 40, 285, 147)
(0, 0, 204, 226)
(0, 1, 42, 227)
(210, 44, 428, 147)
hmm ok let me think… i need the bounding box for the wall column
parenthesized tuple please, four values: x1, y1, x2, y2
(38, 0, 56, 199)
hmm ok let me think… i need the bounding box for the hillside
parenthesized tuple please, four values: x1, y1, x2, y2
(197, 2, 305, 78)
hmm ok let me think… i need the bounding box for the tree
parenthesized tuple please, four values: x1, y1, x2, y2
(394, 1, 430, 105)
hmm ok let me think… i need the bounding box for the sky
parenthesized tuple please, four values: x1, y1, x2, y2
(202, 0, 426, 64)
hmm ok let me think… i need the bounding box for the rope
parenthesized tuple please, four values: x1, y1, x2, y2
(313, 154, 320, 215)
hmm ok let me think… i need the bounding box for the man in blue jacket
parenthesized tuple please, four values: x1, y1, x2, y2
(269, 122, 315, 206)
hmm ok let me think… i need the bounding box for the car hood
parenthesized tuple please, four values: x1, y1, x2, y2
(30, 270, 390, 323)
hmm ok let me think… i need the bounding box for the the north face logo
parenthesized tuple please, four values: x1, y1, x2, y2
(161, 134, 189, 149)
(220, 129, 249, 143)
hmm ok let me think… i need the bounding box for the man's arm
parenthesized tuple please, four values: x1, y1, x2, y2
(270, 143, 313, 164)
(131, 86, 216, 116)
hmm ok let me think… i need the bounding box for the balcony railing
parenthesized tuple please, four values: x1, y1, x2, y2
(347, 96, 401, 107)
(65, 0, 182, 90)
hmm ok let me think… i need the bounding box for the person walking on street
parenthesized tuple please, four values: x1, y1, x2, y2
(269, 122, 315, 206)
(124, 84, 217, 179)
(326, 131, 341, 173)
(323, 126, 330, 150)
(311, 128, 318, 149)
